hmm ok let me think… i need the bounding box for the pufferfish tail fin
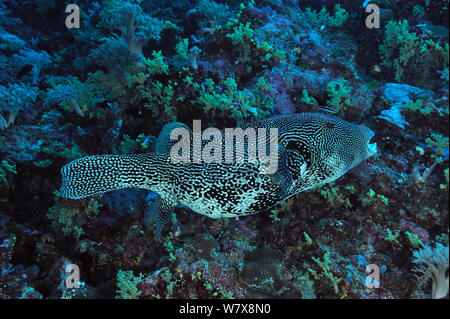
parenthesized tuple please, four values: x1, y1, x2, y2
(60, 153, 169, 199)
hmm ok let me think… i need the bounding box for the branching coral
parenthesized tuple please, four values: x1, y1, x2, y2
(100, 0, 165, 58)
(412, 243, 449, 299)
(0, 83, 38, 130)
(301, 89, 318, 106)
(13, 49, 52, 84)
(86, 70, 130, 105)
(127, 51, 176, 120)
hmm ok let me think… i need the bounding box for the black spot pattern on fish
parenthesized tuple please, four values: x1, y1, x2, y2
(60, 113, 376, 232)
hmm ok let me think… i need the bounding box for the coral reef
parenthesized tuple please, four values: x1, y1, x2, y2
(0, 0, 448, 300)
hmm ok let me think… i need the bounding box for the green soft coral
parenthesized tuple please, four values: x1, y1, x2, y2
(174, 38, 202, 70)
(304, 4, 349, 28)
(195, 77, 272, 124)
(309, 252, 342, 295)
(301, 89, 318, 106)
(226, 22, 255, 64)
(138, 81, 176, 121)
(47, 190, 102, 240)
(143, 50, 169, 75)
(326, 78, 352, 112)
(425, 133, 449, 158)
(380, 20, 449, 88)
(116, 270, 143, 299)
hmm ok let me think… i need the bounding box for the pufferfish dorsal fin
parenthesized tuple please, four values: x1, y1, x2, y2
(155, 122, 192, 155)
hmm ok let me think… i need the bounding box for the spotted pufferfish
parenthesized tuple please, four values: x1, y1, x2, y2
(60, 113, 377, 237)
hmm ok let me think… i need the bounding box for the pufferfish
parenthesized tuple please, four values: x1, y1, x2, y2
(60, 113, 377, 237)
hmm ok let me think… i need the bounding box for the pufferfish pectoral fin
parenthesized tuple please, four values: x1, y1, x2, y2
(265, 144, 294, 199)
(144, 193, 176, 239)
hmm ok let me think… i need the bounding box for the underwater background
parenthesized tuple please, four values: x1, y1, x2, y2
(0, 0, 448, 299)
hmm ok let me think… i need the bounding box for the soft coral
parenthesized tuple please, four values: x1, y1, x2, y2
(412, 243, 449, 299)
(0, 83, 38, 130)
(100, 0, 165, 58)
(43, 77, 104, 117)
(13, 49, 52, 84)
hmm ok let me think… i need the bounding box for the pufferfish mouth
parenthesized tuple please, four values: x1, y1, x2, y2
(360, 125, 377, 157)
(365, 132, 377, 157)
(367, 140, 377, 157)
